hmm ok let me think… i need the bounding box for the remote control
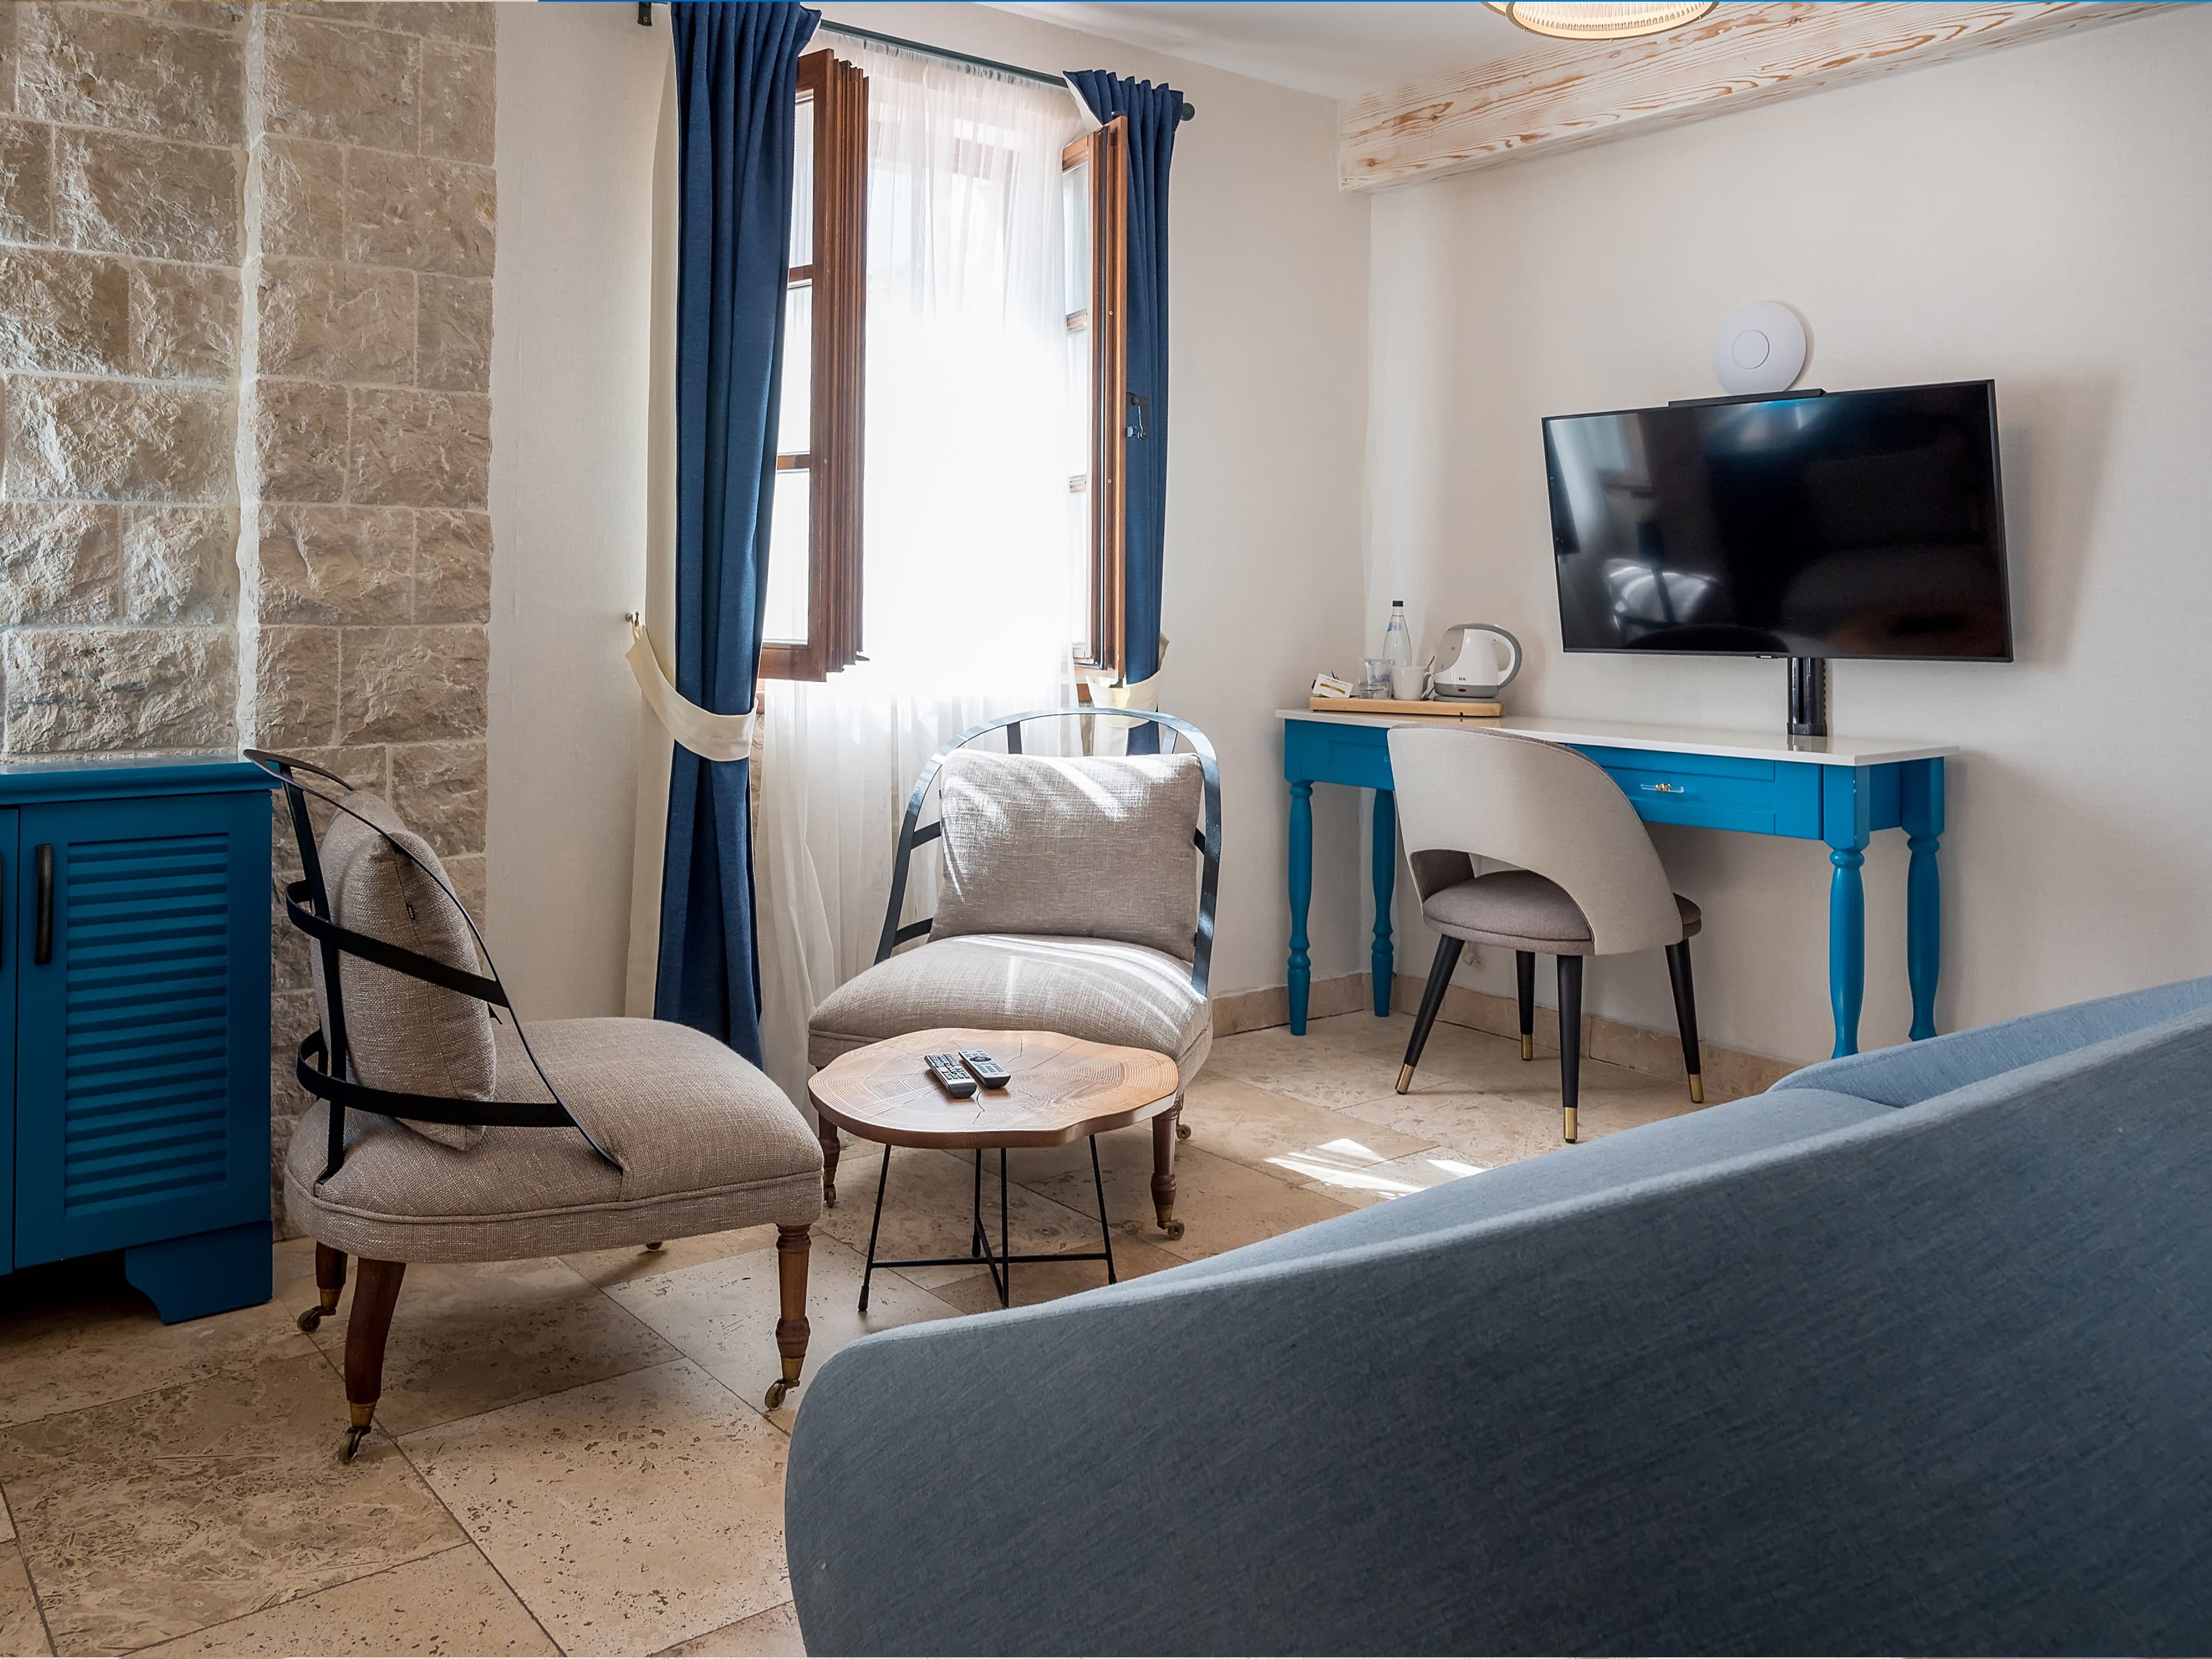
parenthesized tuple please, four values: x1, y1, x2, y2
(923, 1052, 977, 1098)
(958, 1049, 1011, 1090)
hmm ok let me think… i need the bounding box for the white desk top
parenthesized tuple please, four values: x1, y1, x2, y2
(1278, 707, 1957, 769)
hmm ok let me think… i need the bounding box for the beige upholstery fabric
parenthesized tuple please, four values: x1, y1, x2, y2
(285, 1016, 823, 1263)
(809, 934, 1210, 1086)
(931, 751, 1203, 961)
(1387, 726, 1690, 957)
(1423, 870, 1702, 955)
(309, 790, 491, 1150)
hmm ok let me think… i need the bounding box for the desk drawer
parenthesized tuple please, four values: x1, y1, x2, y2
(1284, 720, 1392, 791)
(1574, 745, 1822, 839)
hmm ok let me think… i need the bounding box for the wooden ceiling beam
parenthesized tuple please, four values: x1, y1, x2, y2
(1340, 1, 2173, 192)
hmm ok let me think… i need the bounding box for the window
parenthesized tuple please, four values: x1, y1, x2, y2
(761, 50, 867, 682)
(1061, 118, 1127, 680)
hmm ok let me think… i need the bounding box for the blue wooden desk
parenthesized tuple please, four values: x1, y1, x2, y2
(1279, 709, 1955, 1058)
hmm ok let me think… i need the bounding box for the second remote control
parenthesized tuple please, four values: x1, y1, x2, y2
(959, 1049, 1011, 1089)
(923, 1052, 977, 1097)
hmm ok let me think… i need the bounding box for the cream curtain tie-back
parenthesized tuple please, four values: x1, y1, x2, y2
(625, 619, 756, 762)
(1085, 635, 1168, 729)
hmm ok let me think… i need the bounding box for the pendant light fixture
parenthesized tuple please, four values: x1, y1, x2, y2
(1484, 1, 1718, 41)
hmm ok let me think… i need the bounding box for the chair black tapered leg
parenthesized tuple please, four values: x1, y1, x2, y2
(1666, 939, 1705, 1104)
(1557, 955, 1584, 1142)
(1398, 935, 1465, 1094)
(1516, 951, 1536, 1061)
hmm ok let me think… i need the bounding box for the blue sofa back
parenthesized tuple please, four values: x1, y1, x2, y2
(787, 983, 2212, 1655)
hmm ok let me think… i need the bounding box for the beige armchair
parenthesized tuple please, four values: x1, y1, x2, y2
(255, 752, 823, 1460)
(1387, 726, 1705, 1142)
(806, 710, 1220, 1236)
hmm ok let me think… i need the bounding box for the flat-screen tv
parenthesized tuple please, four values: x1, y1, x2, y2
(1544, 381, 2012, 660)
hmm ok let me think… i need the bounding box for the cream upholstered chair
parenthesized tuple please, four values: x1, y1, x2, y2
(806, 710, 1220, 1235)
(254, 752, 824, 1460)
(1387, 725, 1705, 1143)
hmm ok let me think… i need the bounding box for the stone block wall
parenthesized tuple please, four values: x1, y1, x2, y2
(0, 2, 497, 1234)
(242, 1, 496, 1223)
(0, 1, 248, 753)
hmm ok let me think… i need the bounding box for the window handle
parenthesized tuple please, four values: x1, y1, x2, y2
(35, 843, 54, 965)
(1126, 391, 1149, 442)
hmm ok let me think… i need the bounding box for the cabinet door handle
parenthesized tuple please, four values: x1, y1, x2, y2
(35, 843, 54, 965)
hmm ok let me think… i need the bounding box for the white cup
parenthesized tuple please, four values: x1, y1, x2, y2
(1389, 662, 1431, 700)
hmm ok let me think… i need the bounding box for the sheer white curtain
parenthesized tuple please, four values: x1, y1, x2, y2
(756, 44, 1085, 1102)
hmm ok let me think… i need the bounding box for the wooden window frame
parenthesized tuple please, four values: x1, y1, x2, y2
(762, 50, 866, 683)
(1063, 117, 1127, 681)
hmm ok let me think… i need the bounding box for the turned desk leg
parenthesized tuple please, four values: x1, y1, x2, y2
(1903, 757, 1945, 1041)
(1371, 789, 1396, 1017)
(1152, 1106, 1183, 1241)
(1287, 780, 1313, 1034)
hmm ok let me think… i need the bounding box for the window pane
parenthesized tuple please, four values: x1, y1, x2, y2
(779, 281, 811, 455)
(1062, 157, 1090, 317)
(1063, 321, 1090, 484)
(790, 95, 814, 268)
(1068, 478, 1091, 663)
(763, 468, 811, 644)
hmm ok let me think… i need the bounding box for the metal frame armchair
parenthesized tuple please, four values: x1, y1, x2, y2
(254, 751, 825, 1459)
(806, 710, 1221, 1236)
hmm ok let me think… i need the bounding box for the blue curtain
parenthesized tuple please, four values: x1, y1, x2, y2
(1067, 71, 1180, 756)
(658, 1, 817, 1060)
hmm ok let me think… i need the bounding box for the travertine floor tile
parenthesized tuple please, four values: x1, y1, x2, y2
(1293, 1146, 1484, 1208)
(0, 1256, 315, 1430)
(813, 1140, 1111, 1283)
(1013, 1141, 1358, 1263)
(605, 1234, 961, 1430)
(1, 1485, 13, 1543)
(0, 1352, 463, 1654)
(930, 1231, 1187, 1313)
(660, 1597, 805, 1657)
(1203, 1026, 1410, 1111)
(563, 1225, 779, 1290)
(1176, 1071, 1429, 1184)
(402, 1359, 790, 1658)
(0, 1543, 49, 1658)
(305, 1255, 679, 1436)
(135, 1544, 554, 1657)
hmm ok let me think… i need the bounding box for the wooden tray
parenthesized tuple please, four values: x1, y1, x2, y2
(1309, 695, 1502, 718)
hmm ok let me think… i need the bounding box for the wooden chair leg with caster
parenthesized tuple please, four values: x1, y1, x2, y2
(340, 1258, 406, 1462)
(299, 1243, 346, 1332)
(1399, 935, 1465, 1094)
(1152, 1105, 1184, 1240)
(1558, 955, 1583, 1143)
(767, 1224, 812, 1411)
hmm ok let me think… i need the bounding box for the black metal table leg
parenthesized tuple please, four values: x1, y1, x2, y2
(859, 1143, 891, 1313)
(998, 1147, 1011, 1308)
(1090, 1136, 1118, 1284)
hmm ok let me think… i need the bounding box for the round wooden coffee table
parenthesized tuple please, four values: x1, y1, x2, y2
(808, 1028, 1183, 1310)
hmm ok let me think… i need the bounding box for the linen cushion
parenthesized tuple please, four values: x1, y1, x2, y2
(1421, 869, 1700, 955)
(809, 934, 1210, 1086)
(309, 789, 491, 1150)
(286, 1015, 823, 1263)
(931, 751, 1203, 961)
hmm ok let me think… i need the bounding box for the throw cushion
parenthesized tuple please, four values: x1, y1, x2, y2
(931, 751, 1203, 960)
(308, 790, 493, 1150)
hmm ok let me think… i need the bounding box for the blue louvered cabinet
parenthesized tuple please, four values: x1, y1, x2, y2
(2, 759, 276, 1322)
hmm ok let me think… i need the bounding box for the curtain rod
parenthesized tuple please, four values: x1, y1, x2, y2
(635, 5, 1195, 122)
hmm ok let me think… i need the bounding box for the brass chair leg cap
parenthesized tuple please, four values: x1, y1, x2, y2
(1396, 1063, 1415, 1095)
(1562, 1107, 1578, 1143)
(1688, 1074, 1705, 1104)
(348, 1402, 375, 1430)
(1521, 1035, 1535, 1061)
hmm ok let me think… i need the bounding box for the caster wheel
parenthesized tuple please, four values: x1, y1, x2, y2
(1162, 1219, 1186, 1241)
(1175, 1122, 1191, 1142)
(296, 1306, 323, 1333)
(823, 1183, 838, 1209)
(340, 1424, 371, 1463)
(764, 1380, 791, 1411)
(643, 1241, 664, 1252)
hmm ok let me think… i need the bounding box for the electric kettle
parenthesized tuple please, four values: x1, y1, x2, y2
(1434, 624, 1523, 702)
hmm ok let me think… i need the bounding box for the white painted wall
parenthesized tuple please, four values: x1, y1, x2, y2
(1366, 8, 2212, 1064)
(488, 3, 668, 1016)
(488, 3, 1372, 1020)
